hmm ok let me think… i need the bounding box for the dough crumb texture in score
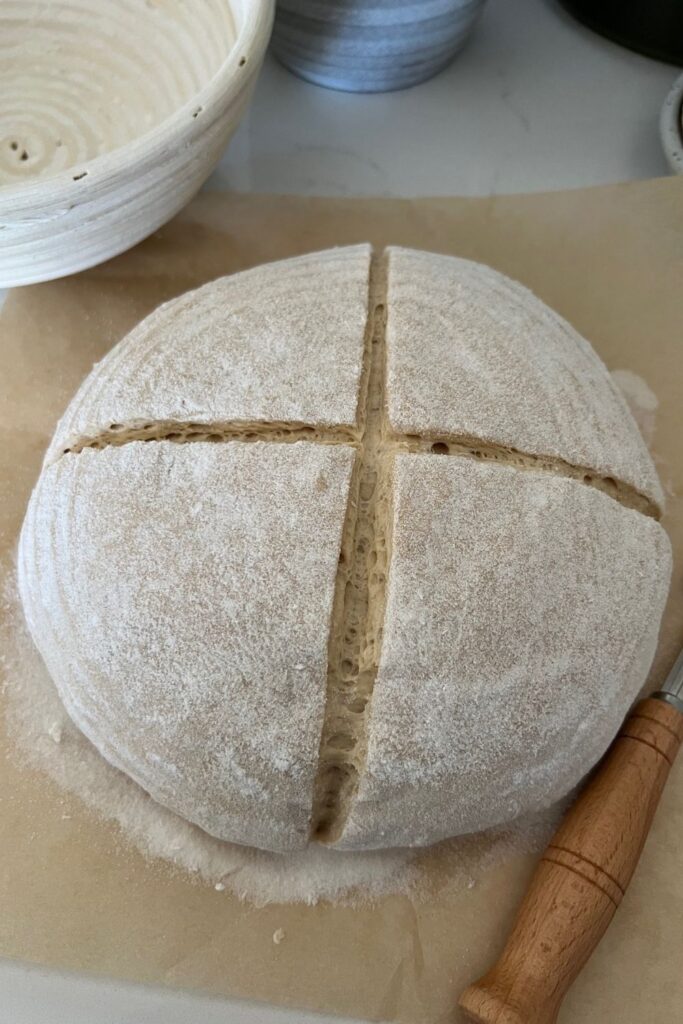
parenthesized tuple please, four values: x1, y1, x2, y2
(18, 245, 672, 853)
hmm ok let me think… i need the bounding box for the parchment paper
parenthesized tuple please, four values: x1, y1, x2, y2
(1, 180, 682, 1023)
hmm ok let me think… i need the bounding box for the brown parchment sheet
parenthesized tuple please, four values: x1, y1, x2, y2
(1, 179, 682, 1023)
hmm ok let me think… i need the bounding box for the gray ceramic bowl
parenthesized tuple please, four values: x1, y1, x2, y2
(272, 0, 486, 93)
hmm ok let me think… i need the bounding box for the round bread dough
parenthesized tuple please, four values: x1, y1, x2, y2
(18, 246, 672, 853)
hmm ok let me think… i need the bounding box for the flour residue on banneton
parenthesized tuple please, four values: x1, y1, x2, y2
(0, 566, 558, 906)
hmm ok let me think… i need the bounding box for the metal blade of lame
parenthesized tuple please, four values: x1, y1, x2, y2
(655, 646, 683, 714)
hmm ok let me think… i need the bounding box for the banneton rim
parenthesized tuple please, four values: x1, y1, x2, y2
(18, 245, 672, 853)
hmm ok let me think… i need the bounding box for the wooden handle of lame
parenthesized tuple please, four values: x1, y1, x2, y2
(459, 697, 683, 1024)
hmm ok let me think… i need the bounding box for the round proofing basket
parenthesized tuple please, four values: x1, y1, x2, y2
(0, 0, 274, 287)
(271, 0, 486, 93)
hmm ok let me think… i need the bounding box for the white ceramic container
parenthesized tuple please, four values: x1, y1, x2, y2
(660, 73, 683, 175)
(0, 0, 274, 287)
(272, 0, 486, 93)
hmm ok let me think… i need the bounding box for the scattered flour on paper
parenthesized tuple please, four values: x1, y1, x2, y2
(611, 369, 658, 446)
(0, 565, 558, 906)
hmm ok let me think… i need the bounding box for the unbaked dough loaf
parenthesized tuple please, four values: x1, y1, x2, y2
(18, 246, 672, 853)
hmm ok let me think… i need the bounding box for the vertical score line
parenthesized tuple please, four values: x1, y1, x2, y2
(310, 250, 392, 843)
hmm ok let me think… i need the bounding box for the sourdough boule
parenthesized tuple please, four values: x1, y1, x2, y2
(18, 246, 671, 853)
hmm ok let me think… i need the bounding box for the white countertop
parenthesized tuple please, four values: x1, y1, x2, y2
(212, 0, 674, 197)
(2, 0, 678, 1021)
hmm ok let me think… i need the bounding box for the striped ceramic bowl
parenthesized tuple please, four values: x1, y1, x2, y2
(272, 0, 486, 92)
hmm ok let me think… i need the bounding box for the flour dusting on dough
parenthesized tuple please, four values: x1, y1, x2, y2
(1, 563, 558, 906)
